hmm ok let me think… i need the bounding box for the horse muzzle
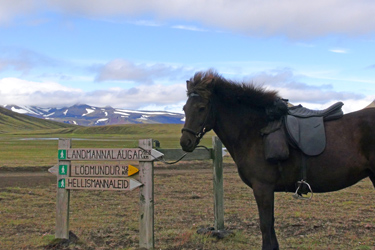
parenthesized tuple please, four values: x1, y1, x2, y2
(180, 131, 199, 152)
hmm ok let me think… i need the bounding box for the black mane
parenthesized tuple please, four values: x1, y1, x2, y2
(188, 70, 279, 109)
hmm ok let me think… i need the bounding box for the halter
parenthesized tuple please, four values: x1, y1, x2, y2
(181, 93, 213, 143)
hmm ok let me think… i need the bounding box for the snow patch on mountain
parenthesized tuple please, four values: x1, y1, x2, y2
(114, 111, 130, 116)
(95, 118, 108, 124)
(82, 108, 95, 116)
(4, 104, 185, 126)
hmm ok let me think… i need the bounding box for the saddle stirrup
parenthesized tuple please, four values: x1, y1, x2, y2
(293, 180, 313, 200)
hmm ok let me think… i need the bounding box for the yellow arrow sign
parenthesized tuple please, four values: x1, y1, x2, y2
(128, 164, 139, 176)
(50, 164, 139, 177)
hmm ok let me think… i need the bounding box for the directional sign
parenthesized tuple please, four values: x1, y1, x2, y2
(57, 148, 163, 161)
(58, 177, 143, 191)
(70, 164, 139, 177)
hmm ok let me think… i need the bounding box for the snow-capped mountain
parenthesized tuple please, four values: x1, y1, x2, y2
(3, 104, 185, 126)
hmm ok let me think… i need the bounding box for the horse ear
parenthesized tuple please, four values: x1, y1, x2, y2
(207, 78, 215, 90)
(186, 80, 191, 90)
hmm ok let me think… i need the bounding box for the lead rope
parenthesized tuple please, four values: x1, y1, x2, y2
(139, 145, 210, 165)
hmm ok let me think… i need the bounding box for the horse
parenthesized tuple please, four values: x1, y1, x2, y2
(179, 70, 375, 250)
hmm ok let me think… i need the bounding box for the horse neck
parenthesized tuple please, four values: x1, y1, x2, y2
(212, 100, 267, 160)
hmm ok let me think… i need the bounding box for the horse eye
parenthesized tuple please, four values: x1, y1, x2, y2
(199, 107, 206, 112)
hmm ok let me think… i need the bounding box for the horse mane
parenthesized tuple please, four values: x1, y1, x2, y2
(187, 70, 279, 108)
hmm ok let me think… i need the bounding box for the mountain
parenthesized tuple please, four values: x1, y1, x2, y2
(2, 104, 185, 126)
(0, 106, 77, 133)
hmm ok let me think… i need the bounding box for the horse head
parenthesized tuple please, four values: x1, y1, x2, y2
(180, 71, 216, 152)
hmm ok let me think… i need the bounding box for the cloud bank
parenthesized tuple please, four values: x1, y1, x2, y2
(247, 69, 371, 113)
(1, 67, 372, 113)
(2, 0, 375, 39)
(0, 77, 186, 111)
(95, 59, 187, 84)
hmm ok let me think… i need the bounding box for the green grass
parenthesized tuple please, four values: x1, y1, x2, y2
(0, 108, 215, 168)
(0, 123, 215, 168)
(1, 169, 375, 249)
(3, 110, 375, 249)
(0, 106, 76, 133)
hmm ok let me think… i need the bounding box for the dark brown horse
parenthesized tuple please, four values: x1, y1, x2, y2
(180, 70, 375, 250)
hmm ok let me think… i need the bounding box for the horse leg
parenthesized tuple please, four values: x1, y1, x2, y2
(369, 172, 375, 188)
(366, 152, 375, 188)
(253, 182, 279, 250)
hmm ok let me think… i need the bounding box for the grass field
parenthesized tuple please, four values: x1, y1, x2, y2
(1, 165, 375, 250)
(1, 123, 375, 249)
(0, 124, 215, 168)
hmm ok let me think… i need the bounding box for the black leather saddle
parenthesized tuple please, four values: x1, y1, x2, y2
(285, 102, 344, 156)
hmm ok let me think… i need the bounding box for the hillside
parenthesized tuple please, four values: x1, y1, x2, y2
(0, 106, 77, 133)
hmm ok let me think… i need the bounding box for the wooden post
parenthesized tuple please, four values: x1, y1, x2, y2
(139, 139, 154, 249)
(56, 139, 71, 239)
(212, 136, 224, 230)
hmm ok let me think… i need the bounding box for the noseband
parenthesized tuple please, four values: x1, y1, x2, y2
(181, 94, 213, 142)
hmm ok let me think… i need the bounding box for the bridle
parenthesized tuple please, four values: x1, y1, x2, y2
(181, 93, 213, 143)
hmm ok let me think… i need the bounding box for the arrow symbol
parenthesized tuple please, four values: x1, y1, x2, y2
(129, 178, 143, 190)
(151, 149, 164, 160)
(128, 165, 139, 176)
(48, 165, 59, 176)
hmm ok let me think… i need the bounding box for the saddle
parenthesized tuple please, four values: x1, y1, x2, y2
(262, 99, 344, 199)
(285, 102, 344, 156)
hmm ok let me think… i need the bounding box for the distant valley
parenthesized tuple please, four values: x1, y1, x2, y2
(3, 104, 185, 126)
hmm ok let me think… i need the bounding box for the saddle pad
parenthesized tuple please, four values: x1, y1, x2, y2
(285, 115, 326, 156)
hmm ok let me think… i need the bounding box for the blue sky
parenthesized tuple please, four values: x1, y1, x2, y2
(1, 1, 375, 113)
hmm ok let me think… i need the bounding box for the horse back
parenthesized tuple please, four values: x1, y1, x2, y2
(305, 108, 375, 192)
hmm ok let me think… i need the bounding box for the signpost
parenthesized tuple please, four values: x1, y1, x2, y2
(51, 137, 224, 250)
(52, 139, 162, 249)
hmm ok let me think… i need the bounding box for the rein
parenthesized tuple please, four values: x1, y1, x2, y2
(139, 145, 210, 165)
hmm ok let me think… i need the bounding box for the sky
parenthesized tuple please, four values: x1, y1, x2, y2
(1, 1, 375, 114)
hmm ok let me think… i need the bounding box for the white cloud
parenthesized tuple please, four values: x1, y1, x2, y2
(0, 47, 61, 75)
(3, 1, 375, 39)
(131, 19, 163, 27)
(84, 83, 186, 109)
(246, 68, 367, 112)
(0, 77, 83, 107)
(171, 25, 208, 32)
(0, 0, 38, 25)
(247, 69, 365, 106)
(0, 77, 187, 110)
(95, 59, 189, 84)
(329, 49, 348, 54)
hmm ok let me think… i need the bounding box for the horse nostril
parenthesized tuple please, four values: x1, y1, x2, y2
(180, 134, 194, 150)
(180, 138, 191, 147)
